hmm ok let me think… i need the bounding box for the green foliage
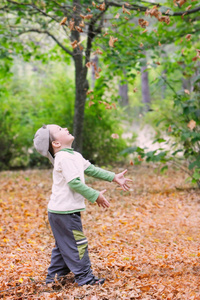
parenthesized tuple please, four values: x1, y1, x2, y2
(121, 74, 200, 187)
(0, 61, 127, 169)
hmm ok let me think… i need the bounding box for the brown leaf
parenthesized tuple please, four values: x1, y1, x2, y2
(71, 40, 78, 49)
(138, 155, 144, 161)
(186, 4, 192, 10)
(69, 20, 75, 31)
(122, 5, 131, 15)
(109, 36, 118, 47)
(115, 13, 120, 19)
(60, 17, 67, 25)
(75, 26, 83, 33)
(89, 101, 95, 107)
(186, 34, 192, 41)
(92, 48, 103, 55)
(138, 18, 149, 28)
(86, 62, 92, 68)
(168, 125, 172, 132)
(142, 29, 148, 34)
(187, 120, 196, 130)
(86, 90, 93, 95)
(184, 89, 190, 95)
(111, 133, 119, 139)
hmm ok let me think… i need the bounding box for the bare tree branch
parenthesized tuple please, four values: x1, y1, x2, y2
(172, 6, 200, 16)
(19, 29, 73, 56)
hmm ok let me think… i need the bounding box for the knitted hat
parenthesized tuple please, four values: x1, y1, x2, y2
(33, 125, 54, 165)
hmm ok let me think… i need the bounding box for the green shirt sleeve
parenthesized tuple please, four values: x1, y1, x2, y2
(68, 177, 99, 203)
(84, 164, 115, 182)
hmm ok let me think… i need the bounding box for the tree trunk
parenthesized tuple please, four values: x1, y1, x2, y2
(119, 80, 129, 106)
(72, 57, 89, 153)
(141, 65, 151, 111)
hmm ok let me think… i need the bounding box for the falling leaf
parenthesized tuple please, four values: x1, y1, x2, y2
(138, 155, 144, 161)
(109, 36, 118, 47)
(86, 90, 93, 95)
(75, 26, 83, 33)
(71, 40, 78, 49)
(115, 13, 120, 19)
(186, 4, 192, 10)
(60, 17, 67, 25)
(69, 20, 75, 31)
(140, 43, 144, 47)
(79, 20, 85, 28)
(177, 0, 187, 7)
(130, 160, 134, 165)
(98, 2, 106, 11)
(78, 44, 84, 51)
(184, 89, 190, 95)
(158, 41, 162, 46)
(168, 125, 172, 132)
(142, 29, 148, 34)
(187, 120, 196, 130)
(111, 133, 119, 139)
(92, 48, 103, 55)
(85, 14, 93, 20)
(186, 34, 192, 41)
(89, 101, 95, 107)
(86, 62, 92, 68)
(138, 18, 149, 28)
(133, 87, 138, 93)
(95, 72, 100, 79)
(122, 5, 131, 15)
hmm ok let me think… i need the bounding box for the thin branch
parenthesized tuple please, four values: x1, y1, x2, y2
(172, 6, 200, 16)
(19, 29, 73, 56)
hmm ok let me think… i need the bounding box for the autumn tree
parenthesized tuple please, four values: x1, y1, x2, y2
(0, 0, 200, 152)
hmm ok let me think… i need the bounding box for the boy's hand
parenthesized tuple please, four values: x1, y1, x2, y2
(113, 169, 132, 191)
(96, 189, 110, 208)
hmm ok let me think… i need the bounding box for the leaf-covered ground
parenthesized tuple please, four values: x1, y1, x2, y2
(0, 165, 200, 299)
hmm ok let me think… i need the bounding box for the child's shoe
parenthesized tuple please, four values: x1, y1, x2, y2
(86, 276, 105, 285)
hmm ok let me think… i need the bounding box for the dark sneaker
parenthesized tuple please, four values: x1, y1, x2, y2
(86, 277, 105, 285)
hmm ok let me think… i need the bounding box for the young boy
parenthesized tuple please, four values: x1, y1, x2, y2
(34, 124, 132, 286)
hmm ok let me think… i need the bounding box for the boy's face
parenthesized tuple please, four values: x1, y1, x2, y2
(48, 124, 74, 149)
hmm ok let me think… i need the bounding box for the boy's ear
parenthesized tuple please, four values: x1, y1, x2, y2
(52, 141, 61, 149)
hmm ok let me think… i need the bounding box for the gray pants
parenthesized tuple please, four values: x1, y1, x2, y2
(46, 212, 94, 286)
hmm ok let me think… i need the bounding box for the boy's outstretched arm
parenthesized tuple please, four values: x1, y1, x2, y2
(112, 169, 132, 191)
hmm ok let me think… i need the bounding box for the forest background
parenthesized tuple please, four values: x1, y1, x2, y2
(0, 0, 200, 187)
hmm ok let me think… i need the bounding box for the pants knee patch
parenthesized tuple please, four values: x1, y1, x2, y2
(72, 230, 88, 260)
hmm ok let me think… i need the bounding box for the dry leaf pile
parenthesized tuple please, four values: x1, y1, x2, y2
(0, 165, 200, 299)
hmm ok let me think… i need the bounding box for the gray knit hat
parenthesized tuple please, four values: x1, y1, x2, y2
(33, 125, 54, 165)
